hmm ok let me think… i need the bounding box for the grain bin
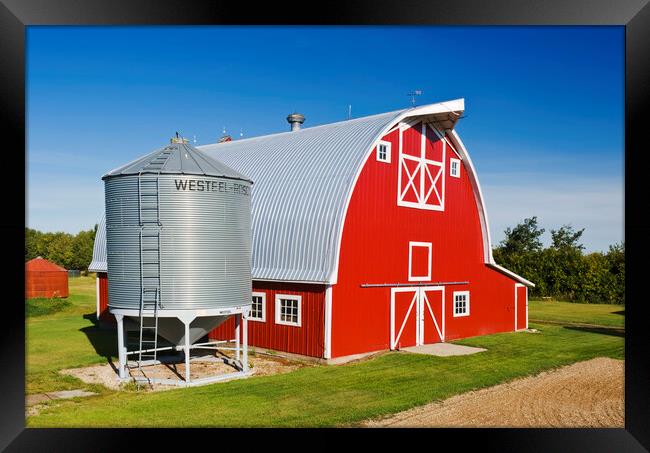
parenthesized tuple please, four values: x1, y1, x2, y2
(103, 137, 253, 385)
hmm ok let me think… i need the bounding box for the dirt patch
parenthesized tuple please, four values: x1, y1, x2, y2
(26, 390, 98, 417)
(60, 351, 306, 392)
(362, 357, 624, 428)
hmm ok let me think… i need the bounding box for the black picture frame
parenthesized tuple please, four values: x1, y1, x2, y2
(2, 1, 648, 450)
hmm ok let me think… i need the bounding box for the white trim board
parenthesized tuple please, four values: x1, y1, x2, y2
(514, 283, 527, 331)
(408, 241, 432, 282)
(96, 275, 100, 318)
(447, 130, 534, 288)
(323, 285, 333, 359)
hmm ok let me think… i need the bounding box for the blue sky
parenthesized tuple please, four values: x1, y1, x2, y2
(26, 26, 623, 252)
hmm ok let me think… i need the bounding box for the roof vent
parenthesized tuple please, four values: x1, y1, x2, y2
(170, 132, 189, 144)
(287, 112, 305, 132)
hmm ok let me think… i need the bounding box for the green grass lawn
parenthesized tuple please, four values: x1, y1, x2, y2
(528, 299, 624, 328)
(26, 277, 624, 427)
(26, 297, 72, 317)
(28, 322, 622, 427)
(26, 276, 117, 395)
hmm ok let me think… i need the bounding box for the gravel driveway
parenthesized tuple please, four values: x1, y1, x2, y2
(362, 357, 623, 428)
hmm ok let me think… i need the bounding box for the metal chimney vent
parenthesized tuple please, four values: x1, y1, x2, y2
(287, 112, 305, 131)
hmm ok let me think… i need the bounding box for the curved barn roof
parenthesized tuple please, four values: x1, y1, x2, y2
(198, 99, 465, 283)
(88, 214, 107, 273)
(90, 99, 466, 282)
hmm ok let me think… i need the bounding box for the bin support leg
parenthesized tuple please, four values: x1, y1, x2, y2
(235, 314, 241, 362)
(242, 313, 248, 373)
(184, 320, 191, 383)
(115, 314, 126, 379)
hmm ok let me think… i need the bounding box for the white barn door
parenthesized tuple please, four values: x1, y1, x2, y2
(390, 286, 445, 350)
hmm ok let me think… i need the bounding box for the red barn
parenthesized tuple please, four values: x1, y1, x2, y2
(91, 98, 533, 362)
(25, 257, 69, 299)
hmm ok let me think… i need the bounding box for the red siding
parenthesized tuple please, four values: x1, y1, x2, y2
(25, 269, 68, 299)
(208, 281, 326, 358)
(97, 273, 115, 324)
(331, 122, 522, 358)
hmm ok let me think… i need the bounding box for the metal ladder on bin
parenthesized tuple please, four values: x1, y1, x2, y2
(136, 149, 172, 371)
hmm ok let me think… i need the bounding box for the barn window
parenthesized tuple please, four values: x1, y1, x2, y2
(450, 158, 461, 178)
(453, 291, 470, 317)
(249, 292, 266, 322)
(377, 140, 391, 163)
(275, 294, 302, 327)
(408, 241, 432, 282)
(398, 122, 445, 210)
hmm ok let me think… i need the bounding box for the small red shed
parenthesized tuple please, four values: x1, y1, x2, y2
(25, 257, 69, 299)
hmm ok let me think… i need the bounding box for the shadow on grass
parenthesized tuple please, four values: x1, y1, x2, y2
(563, 325, 625, 338)
(80, 313, 118, 363)
(612, 310, 625, 316)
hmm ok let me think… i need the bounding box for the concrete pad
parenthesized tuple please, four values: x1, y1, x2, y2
(401, 343, 486, 357)
(44, 390, 97, 400)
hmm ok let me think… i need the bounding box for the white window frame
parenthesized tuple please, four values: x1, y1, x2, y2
(397, 122, 446, 211)
(408, 241, 432, 282)
(249, 292, 266, 322)
(453, 291, 470, 317)
(376, 140, 392, 163)
(275, 294, 302, 327)
(450, 158, 461, 178)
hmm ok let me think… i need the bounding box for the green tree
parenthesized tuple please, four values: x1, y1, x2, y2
(44, 232, 75, 269)
(493, 218, 623, 304)
(25, 228, 44, 261)
(70, 229, 95, 270)
(499, 216, 545, 255)
(550, 224, 585, 251)
(26, 226, 99, 271)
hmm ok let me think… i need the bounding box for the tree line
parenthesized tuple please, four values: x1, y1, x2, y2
(25, 226, 97, 271)
(492, 217, 624, 304)
(25, 217, 624, 304)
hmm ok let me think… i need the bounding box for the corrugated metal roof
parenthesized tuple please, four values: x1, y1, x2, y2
(102, 142, 252, 183)
(90, 100, 466, 282)
(198, 110, 406, 282)
(198, 101, 465, 283)
(88, 214, 107, 272)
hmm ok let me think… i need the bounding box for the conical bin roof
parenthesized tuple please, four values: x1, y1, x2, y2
(102, 141, 252, 183)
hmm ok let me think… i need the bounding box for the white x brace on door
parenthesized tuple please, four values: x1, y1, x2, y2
(390, 286, 445, 350)
(397, 122, 446, 211)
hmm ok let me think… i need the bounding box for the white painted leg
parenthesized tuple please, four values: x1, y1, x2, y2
(235, 314, 241, 362)
(184, 321, 191, 383)
(242, 313, 248, 373)
(115, 314, 126, 379)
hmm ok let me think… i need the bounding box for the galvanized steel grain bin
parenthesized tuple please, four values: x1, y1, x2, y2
(103, 140, 253, 346)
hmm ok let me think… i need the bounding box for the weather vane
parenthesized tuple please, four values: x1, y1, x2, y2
(407, 90, 422, 107)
